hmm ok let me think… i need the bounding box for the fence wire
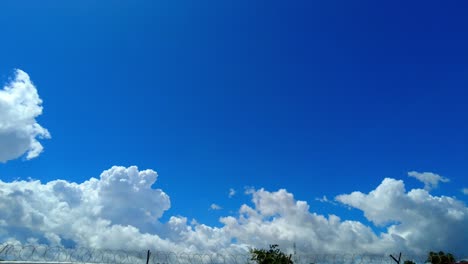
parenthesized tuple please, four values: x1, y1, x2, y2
(0, 244, 458, 264)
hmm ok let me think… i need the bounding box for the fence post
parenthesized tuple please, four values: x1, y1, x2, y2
(146, 250, 151, 264)
(390, 252, 402, 264)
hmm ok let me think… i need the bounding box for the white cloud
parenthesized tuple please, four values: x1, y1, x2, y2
(336, 178, 468, 255)
(0, 69, 50, 162)
(1, 168, 467, 256)
(462, 188, 468, 195)
(0, 166, 175, 251)
(229, 188, 236, 198)
(408, 171, 449, 190)
(210, 204, 222, 210)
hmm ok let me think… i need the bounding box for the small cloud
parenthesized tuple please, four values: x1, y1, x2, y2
(210, 203, 222, 210)
(315, 195, 329, 203)
(190, 219, 199, 226)
(229, 188, 236, 198)
(316, 195, 338, 205)
(244, 186, 255, 195)
(408, 171, 449, 191)
(462, 188, 468, 195)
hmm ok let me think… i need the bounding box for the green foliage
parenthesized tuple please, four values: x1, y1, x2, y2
(404, 260, 416, 264)
(250, 244, 293, 264)
(427, 251, 456, 264)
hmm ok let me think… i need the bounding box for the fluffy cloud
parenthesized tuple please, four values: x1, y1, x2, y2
(463, 188, 468, 195)
(0, 69, 50, 162)
(1, 168, 467, 256)
(408, 171, 449, 190)
(218, 188, 390, 254)
(336, 178, 468, 255)
(0, 166, 175, 251)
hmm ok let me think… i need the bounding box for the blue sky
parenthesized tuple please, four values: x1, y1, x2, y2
(0, 0, 467, 255)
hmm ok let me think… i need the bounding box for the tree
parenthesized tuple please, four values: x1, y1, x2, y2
(250, 244, 293, 264)
(404, 261, 416, 264)
(427, 251, 456, 264)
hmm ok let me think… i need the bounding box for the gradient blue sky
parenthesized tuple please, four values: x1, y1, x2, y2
(1, 0, 467, 229)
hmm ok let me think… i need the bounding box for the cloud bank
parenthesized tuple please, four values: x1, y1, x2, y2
(1, 167, 467, 255)
(0, 69, 50, 162)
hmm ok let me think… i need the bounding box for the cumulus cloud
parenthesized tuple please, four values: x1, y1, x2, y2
(463, 188, 468, 195)
(218, 188, 389, 254)
(1, 167, 467, 256)
(336, 178, 468, 255)
(210, 204, 222, 210)
(0, 166, 174, 250)
(408, 171, 449, 190)
(0, 69, 50, 162)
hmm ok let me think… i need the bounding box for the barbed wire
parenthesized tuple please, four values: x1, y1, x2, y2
(0, 244, 461, 264)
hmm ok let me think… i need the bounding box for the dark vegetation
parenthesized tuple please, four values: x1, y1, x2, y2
(427, 251, 456, 264)
(250, 245, 460, 264)
(250, 244, 293, 264)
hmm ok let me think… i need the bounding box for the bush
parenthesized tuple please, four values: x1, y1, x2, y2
(427, 251, 456, 264)
(250, 244, 293, 264)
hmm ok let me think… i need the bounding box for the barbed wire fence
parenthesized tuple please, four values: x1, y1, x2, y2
(0, 244, 458, 264)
